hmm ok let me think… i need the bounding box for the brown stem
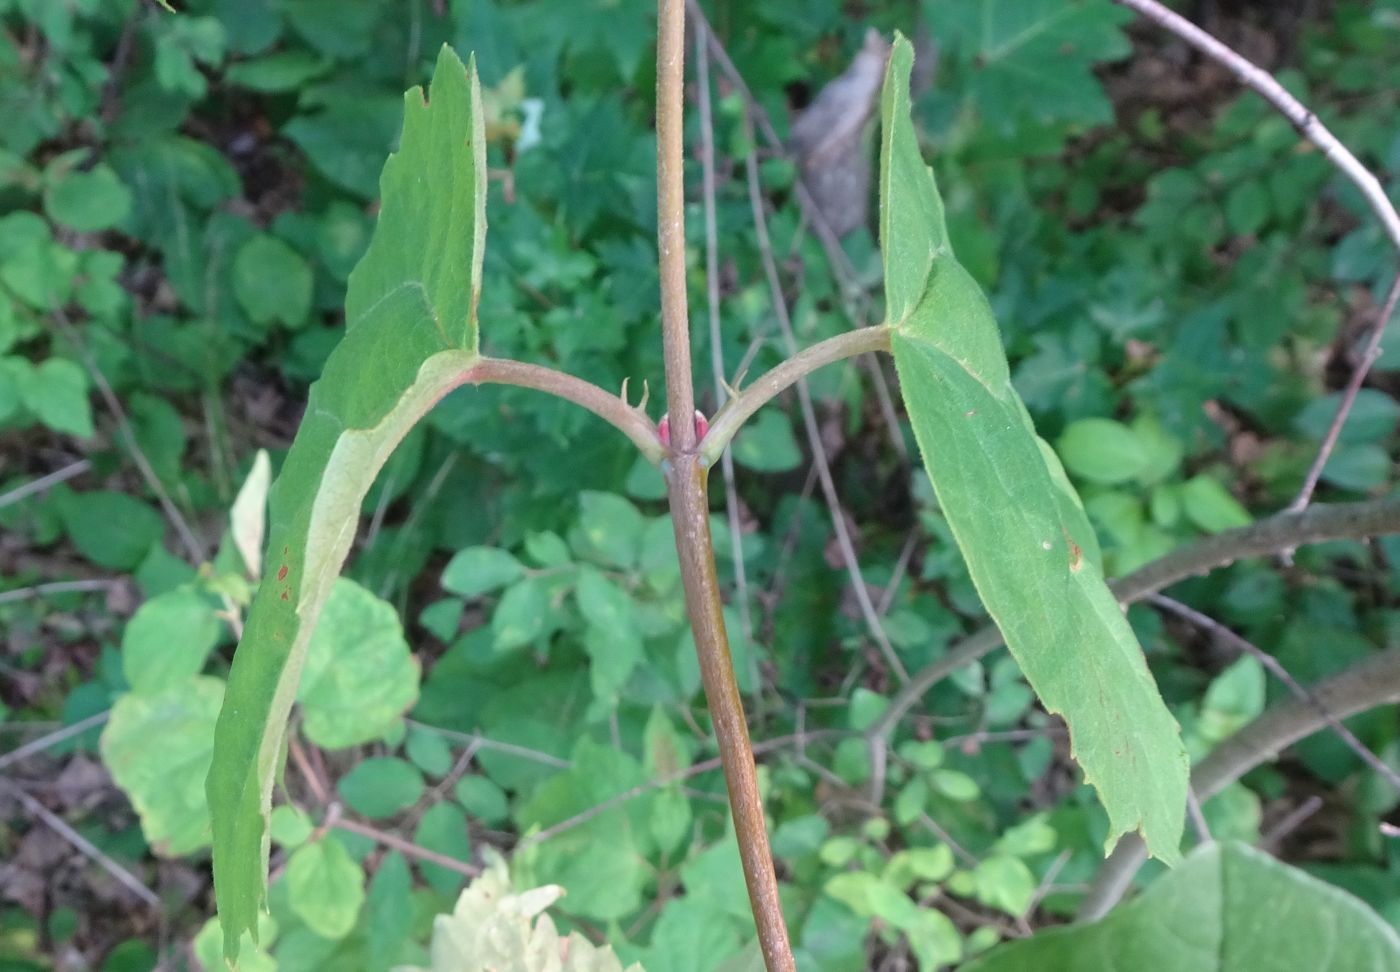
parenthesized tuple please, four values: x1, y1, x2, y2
(465, 357, 664, 463)
(653, 2, 795, 968)
(665, 454, 794, 970)
(656, 0, 695, 450)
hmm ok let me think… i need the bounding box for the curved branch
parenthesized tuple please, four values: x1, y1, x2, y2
(1079, 646, 1400, 920)
(698, 326, 894, 467)
(867, 496, 1400, 742)
(465, 357, 664, 464)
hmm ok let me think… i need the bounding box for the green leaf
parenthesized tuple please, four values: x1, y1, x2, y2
(224, 51, 331, 92)
(574, 492, 646, 568)
(101, 676, 223, 856)
(270, 805, 314, 849)
(58, 490, 164, 570)
(365, 851, 413, 971)
(455, 775, 509, 826)
(969, 855, 1037, 915)
(285, 839, 365, 940)
(516, 738, 652, 922)
(207, 46, 488, 960)
(1180, 475, 1252, 533)
(731, 409, 803, 472)
(413, 802, 472, 895)
(577, 568, 644, 698)
(296, 578, 420, 749)
(960, 842, 1400, 971)
(925, 0, 1131, 135)
(880, 36, 1186, 865)
(44, 164, 132, 232)
(1296, 389, 1399, 444)
(336, 757, 424, 818)
(121, 586, 223, 695)
(1321, 444, 1393, 492)
(492, 577, 551, 652)
(1056, 418, 1149, 485)
(406, 724, 454, 776)
(441, 546, 525, 597)
(20, 358, 93, 438)
(232, 234, 314, 329)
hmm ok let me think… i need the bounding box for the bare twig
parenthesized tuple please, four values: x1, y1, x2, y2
(740, 116, 908, 686)
(0, 579, 121, 606)
(1288, 273, 1400, 512)
(0, 459, 90, 511)
(405, 722, 571, 769)
(1152, 594, 1400, 795)
(0, 778, 160, 908)
(514, 728, 852, 848)
(1260, 795, 1323, 850)
(331, 816, 481, 878)
(695, 22, 757, 682)
(1080, 646, 1400, 919)
(1185, 786, 1212, 845)
(287, 735, 330, 806)
(0, 711, 111, 771)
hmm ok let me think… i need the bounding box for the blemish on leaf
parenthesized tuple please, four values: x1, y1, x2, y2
(277, 565, 288, 581)
(280, 590, 290, 601)
(1068, 540, 1084, 572)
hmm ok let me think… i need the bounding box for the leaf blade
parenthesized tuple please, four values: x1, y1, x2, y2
(881, 34, 1186, 864)
(205, 45, 488, 960)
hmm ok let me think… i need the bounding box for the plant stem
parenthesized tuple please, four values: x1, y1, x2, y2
(1078, 645, 1400, 920)
(465, 357, 664, 463)
(666, 453, 794, 971)
(656, 0, 695, 451)
(698, 325, 894, 467)
(653, 2, 795, 967)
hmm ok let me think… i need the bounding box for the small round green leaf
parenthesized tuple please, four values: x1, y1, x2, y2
(59, 490, 164, 570)
(1056, 418, 1149, 485)
(336, 757, 424, 818)
(405, 725, 454, 776)
(454, 775, 509, 825)
(297, 578, 420, 749)
(732, 409, 803, 473)
(1180, 475, 1251, 534)
(100, 676, 223, 856)
(413, 802, 471, 895)
(285, 839, 365, 939)
(20, 358, 93, 438)
(232, 234, 313, 329)
(121, 586, 223, 695)
(441, 546, 525, 597)
(44, 164, 132, 232)
(491, 577, 550, 652)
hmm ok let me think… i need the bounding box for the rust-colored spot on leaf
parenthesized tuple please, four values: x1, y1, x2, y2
(280, 590, 290, 601)
(1068, 540, 1083, 572)
(277, 565, 288, 581)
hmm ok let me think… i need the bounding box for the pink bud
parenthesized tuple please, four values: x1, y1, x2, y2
(657, 410, 708, 448)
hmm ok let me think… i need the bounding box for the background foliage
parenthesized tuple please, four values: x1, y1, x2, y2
(1, 0, 1398, 969)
